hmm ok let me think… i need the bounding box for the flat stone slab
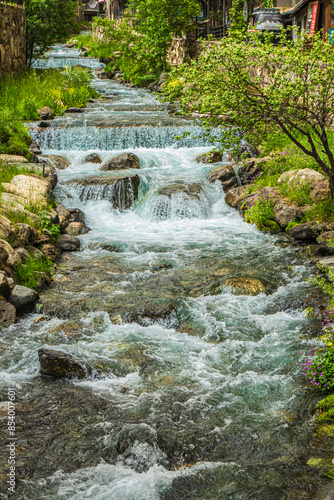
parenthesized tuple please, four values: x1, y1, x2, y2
(318, 256, 334, 268)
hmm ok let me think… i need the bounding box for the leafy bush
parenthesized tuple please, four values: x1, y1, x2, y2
(243, 190, 280, 232)
(15, 252, 53, 290)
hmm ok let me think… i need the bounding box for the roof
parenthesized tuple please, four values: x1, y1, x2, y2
(281, 0, 309, 17)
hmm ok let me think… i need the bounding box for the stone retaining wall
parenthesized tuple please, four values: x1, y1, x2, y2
(0, 2, 26, 78)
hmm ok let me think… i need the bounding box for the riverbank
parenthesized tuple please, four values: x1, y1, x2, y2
(2, 41, 334, 499)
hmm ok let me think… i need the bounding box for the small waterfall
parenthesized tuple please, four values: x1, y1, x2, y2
(30, 125, 223, 151)
(32, 56, 104, 70)
(141, 182, 213, 220)
(68, 175, 139, 211)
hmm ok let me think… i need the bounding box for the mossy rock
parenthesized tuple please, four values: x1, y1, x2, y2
(225, 278, 265, 296)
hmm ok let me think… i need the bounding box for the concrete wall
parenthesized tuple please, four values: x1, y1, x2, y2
(0, 2, 26, 78)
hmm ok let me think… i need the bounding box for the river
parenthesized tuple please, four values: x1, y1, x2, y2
(0, 44, 330, 499)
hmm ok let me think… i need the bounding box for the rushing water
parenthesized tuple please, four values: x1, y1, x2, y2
(0, 45, 331, 499)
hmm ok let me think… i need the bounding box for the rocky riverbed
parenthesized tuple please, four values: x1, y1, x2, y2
(1, 43, 334, 499)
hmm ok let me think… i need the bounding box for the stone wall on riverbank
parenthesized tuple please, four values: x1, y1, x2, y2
(0, 2, 26, 78)
(167, 38, 204, 66)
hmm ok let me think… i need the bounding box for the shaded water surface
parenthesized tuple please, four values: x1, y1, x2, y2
(0, 44, 330, 499)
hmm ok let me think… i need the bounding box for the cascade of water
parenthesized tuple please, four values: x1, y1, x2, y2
(30, 125, 223, 151)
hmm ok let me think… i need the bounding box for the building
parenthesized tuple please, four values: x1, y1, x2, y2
(281, 0, 334, 38)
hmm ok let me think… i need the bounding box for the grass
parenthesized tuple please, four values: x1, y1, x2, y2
(15, 252, 53, 290)
(0, 67, 98, 158)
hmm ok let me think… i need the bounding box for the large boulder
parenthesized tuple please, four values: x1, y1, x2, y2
(2, 183, 48, 208)
(67, 174, 140, 210)
(0, 300, 16, 327)
(0, 240, 20, 267)
(10, 174, 52, 197)
(0, 216, 15, 242)
(42, 155, 70, 170)
(286, 222, 334, 242)
(100, 153, 140, 171)
(38, 348, 95, 379)
(278, 168, 325, 185)
(56, 205, 71, 219)
(0, 243, 9, 267)
(196, 151, 222, 164)
(0, 155, 28, 164)
(224, 186, 249, 208)
(225, 278, 265, 295)
(277, 168, 329, 201)
(9, 285, 39, 314)
(208, 164, 238, 193)
(37, 107, 54, 120)
(84, 153, 102, 164)
(58, 235, 80, 252)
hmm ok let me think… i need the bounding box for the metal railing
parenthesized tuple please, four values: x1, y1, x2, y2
(196, 24, 228, 40)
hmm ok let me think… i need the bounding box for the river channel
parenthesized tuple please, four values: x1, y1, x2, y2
(0, 44, 331, 499)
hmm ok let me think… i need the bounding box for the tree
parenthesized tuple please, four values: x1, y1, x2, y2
(125, 0, 201, 72)
(165, 30, 334, 196)
(24, 0, 77, 67)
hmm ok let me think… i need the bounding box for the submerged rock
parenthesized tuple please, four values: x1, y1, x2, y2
(84, 153, 102, 164)
(225, 278, 265, 295)
(100, 153, 140, 171)
(158, 182, 202, 200)
(38, 348, 94, 379)
(196, 151, 222, 163)
(9, 285, 39, 314)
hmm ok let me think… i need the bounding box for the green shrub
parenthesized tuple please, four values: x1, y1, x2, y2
(15, 252, 53, 290)
(244, 190, 280, 232)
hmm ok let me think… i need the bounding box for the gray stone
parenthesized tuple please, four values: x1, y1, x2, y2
(0, 272, 11, 300)
(15, 247, 30, 264)
(100, 153, 140, 171)
(0, 300, 16, 328)
(56, 205, 71, 219)
(58, 235, 80, 252)
(9, 285, 39, 314)
(64, 222, 86, 236)
(208, 164, 238, 193)
(29, 139, 42, 155)
(286, 222, 332, 242)
(224, 186, 249, 208)
(16, 223, 32, 247)
(273, 200, 305, 228)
